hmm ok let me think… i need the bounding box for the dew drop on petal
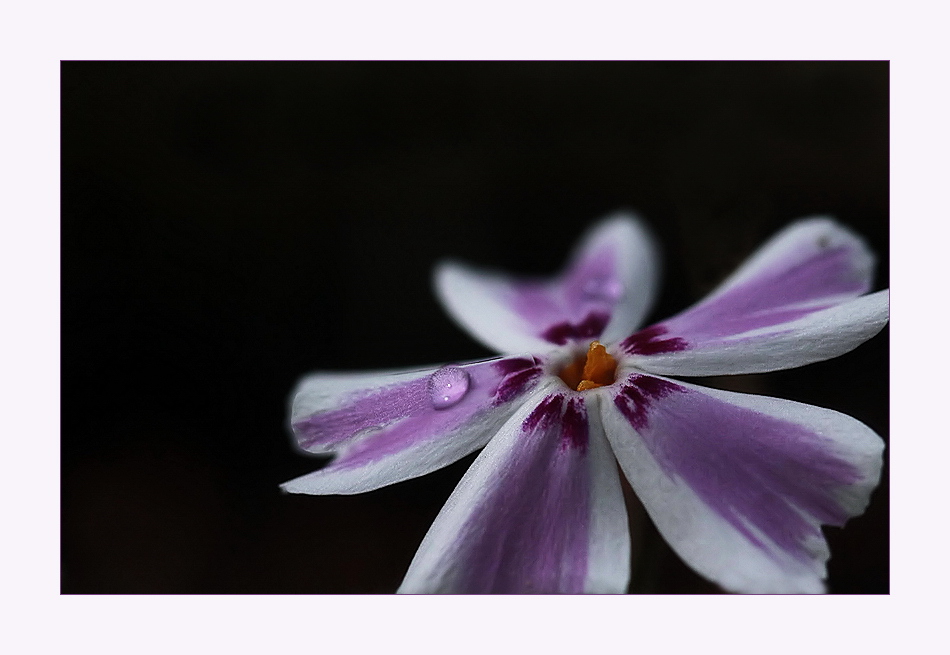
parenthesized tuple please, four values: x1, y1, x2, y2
(427, 366, 471, 409)
(582, 276, 625, 302)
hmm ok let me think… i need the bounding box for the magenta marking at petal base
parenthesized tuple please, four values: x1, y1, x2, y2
(522, 394, 564, 432)
(621, 377, 863, 563)
(452, 392, 591, 593)
(493, 356, 539, 377)
(620, 324, 689, 356)
(561, 398, 589, 452)
(507, 242, 620, 339)
(613, 373, 683, 430)
(492, 357, 542, 405)
(541, 311, 610, 345)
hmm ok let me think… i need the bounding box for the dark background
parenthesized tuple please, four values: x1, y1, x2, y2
(62, 61, 888, 594)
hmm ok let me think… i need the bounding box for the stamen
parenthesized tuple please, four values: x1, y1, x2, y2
(558, 341, 617, 391)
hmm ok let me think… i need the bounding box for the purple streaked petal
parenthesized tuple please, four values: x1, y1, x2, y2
(282, 356, 548, 495)
(632, 290, 888, 376)
(601, 374, 883, 594)
(622, 219, 887, 375)
(540, 311, 610, 345)
(491, 356, 543, 405)
(560, 397, 589, 452)
(399, 389, 630, 594)
(620, 324, 689, 356)
(434, 212, 659, 354)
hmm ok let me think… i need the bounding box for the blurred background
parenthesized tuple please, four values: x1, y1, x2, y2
(61, 61, 888, 594)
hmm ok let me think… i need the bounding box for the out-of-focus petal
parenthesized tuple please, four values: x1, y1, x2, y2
(435, 212, 659, 354)
(398, 389, 630, 594)
(601, 373, 883, 594)
(282, 356, 545, 495)
(619, 218, 887, 375)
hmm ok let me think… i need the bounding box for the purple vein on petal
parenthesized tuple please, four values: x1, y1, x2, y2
(663, 243, 868, 342)
(294, 357, 543, 470)
(613, 373, 683, 430)
(293, 377, 428, 451)
(455, 393, 591, 593)
(541, 311, 610, 345)
(522, 393, 564, 432)
(507, 241, 621, 340)
(561, 397, 589, 453)
(492, 356, 543, 405)
(617, 375, 864, 562)
(620, 324, 690, 356)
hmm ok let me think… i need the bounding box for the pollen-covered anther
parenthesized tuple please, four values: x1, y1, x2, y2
(558, 341, 618, 391)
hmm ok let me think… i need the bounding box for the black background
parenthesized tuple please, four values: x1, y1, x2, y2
(62, 61, 888, 594)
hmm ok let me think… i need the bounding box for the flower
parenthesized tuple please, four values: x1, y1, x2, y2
(283, 213, 888, 594)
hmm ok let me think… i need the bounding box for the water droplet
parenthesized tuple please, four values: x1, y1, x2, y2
(427, 366, 471, 409)
(583, 277, 624, 301)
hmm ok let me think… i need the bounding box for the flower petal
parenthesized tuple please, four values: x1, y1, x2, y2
(398, 389, 630, 594)
(435, 212, 659, 354)
(282, 355, 546, 495)
(626, 290, 889, 376)
(601, 373, 883, 594)
(619, 218, 888, 375)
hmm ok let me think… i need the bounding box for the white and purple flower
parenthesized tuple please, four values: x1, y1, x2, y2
(283, 213, 888, 594)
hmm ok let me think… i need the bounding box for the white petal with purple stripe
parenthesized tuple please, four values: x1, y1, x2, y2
(628, 290, 889, 376)
(705, 217, 874, 302)
(620, 218, 888, 375)
(434, 212, 659, 354)
(398, 388, 630, 594)
(283, 356, 545, 495)
(601, 374, 883, 594)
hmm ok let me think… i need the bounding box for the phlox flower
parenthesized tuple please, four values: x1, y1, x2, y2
(283, 213, 888, 594)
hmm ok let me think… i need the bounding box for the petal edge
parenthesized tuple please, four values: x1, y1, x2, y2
(434, 212, 659, 354)
(602, 374, 883, 594)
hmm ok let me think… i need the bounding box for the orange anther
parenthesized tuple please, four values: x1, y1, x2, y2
(581, 341, 616, 387)
(558, 341, 617, 391)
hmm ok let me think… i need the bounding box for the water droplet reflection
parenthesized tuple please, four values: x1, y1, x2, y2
(427, 366, 471, 409)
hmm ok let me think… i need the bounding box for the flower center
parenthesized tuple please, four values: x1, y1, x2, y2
(558, 341, 618, 391)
